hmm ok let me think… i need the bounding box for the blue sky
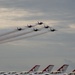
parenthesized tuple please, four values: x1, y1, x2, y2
(0, 0, 75, 73)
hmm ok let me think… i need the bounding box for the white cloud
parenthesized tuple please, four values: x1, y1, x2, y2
(0, 8, 60, 29)
(69, 24, 75, 29)
(0, 8, 44, 19)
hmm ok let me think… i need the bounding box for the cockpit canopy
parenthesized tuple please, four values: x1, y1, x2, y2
(68, 73, 75, 75)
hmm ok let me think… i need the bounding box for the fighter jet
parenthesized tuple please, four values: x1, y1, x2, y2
(68, 69, 75, 75)
(50, 27, 56, 32)
(37, 22, 43, 25)
(27, 25, 33, 28)
(34, 65, 54, 75)
(51, 64, 69, 74)
(33, 28, 39, 31)
(17, 27, 23, 31)
(44, 25, 50, 28)
(20, 65, 40, 74)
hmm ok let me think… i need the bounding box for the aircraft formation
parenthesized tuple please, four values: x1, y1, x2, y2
(0, 64, 75, 75)
(0, 22, 56, 44)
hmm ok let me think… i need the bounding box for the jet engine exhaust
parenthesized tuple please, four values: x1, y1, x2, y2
(0, 31, 49, 44)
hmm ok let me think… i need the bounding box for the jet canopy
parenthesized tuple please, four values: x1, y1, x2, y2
(68, 72, 75, 75)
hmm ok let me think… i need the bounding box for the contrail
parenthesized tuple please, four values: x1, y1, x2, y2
(0, 30, 50, 44)
(0, 30, 34, 42)
(0, 30, 18, 37)
(0, 23, 40, 37)
(0, 27, 44, 42)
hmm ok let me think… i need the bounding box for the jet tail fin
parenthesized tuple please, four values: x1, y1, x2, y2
(57, 64, 69, 73)
(72, 70, 75, 72)
(28, 65, 40, 73)
(42, 65, 54, 73)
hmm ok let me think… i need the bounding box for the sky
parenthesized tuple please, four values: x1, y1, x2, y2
(0, 0, 75, 73)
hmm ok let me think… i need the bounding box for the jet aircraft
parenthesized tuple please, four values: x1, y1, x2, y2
(17, 27, 23, 31)
(50, 64, 69, 74)
(20, 65, 40, 74)
(34, 65, 54, 75)
(33, 28, 39, 31)
(27, 25, 33, 28)
(8, 71, 17, 75)
(68, 69, 75, 75)
(0, 71, 6, 74)
(37, 22, 43, 25)
(44, 26, 50, 28)
(50, 27, 56, 32)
